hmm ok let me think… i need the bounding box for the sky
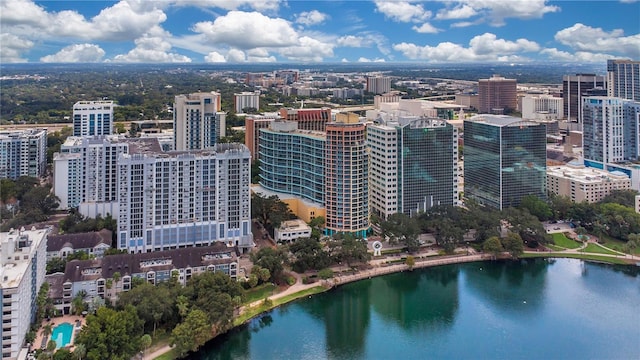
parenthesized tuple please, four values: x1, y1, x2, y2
(1, 0, 639, 64)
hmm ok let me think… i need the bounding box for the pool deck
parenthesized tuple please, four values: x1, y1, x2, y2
(34, 315, 85, 351)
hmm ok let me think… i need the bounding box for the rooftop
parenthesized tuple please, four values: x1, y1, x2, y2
(467, 114, 540, 127)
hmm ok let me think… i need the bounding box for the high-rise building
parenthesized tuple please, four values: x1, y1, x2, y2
(562, 74, 606, 122)
(234, 91, 260, 113)
(521, 94, 563, 120)
(464, 115, 547, 210)
(607, 59, 640, 101)
(0, 227, 48, 360)
(366, 76, 391, 95)
(325, 113, 369, 237)
(368, 116, 458, 220)
(173, 92, 226, 151)
(73, 101, 114, 136)
(258, 120, 326, 205)
(478, 75, 517, 114)
(244, 116, 276, 161)
(582, 97, 640, 167)
(0, 129, 47, 180)
(117, 143, 252, 253)
(547, 164, 631, 203)
(279, 108, 332, 132)
(53, 136, 129, 210)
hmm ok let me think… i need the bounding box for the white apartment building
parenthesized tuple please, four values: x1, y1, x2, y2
(366, 76, 391, 94)
(173, 92, 226, 151)
(72, 101, 114, 136)
(234, 91, 260, 113)
(367, 123, 400, 220)
(274, 219, 312, 243)
(53, 136, 129, 210)
(547, 164, 631, 203)
(117, 143, 253, 253)
(0, 129, 47, 180)
(521, 94, 563, 120)
(1, 227, 48, 360)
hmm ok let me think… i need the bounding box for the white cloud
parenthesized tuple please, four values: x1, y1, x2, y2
(277, 36, 335, 62)
(0, 33, 34, 63)
(435, 5, 477, 20)
(40, 44, 105, 63)
(295, 10, 329, 26)
(540, 48, 617, 63)
(341, 58, 349, 62)
(374, 1, 431, 23)
(192, 11, 298, 49)
(469, 33, 539, 55)
(439, 0, 559, 27)
(358, 57, 386, 62)
(113, 34, 191, 62)
(412, 23, 440, 34)
(555, 23, 640, 58)
(205, 51, 226, 62)
(393, 32, 539, 62)
(171, 0, 281, 12)
(337, 35, 367, 47)
(226, 49, 246, 62)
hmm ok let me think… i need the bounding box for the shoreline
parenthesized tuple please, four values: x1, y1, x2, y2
(145, 250, 638, 360)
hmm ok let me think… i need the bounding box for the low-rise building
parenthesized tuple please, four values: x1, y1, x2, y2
(547, 163, 631, 203)
(0, 227, 49, 360)
(46, 229, 112, 261)
(59, 243, 238, 308)
(275, 219, 312, 243)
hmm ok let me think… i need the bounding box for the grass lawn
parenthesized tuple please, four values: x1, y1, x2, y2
(243, 283, 277, 304)
(546, 244, 565, 251)
(551, 233, 582, 249)
(234, 286, 326, 326)
(154, 349, 178, 360)
(580, 243, 621, 255)
(521, 252, 631, 265)
(598, 235, 640, 255)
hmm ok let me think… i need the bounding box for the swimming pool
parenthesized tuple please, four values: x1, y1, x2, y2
(51, 322, 73, 348)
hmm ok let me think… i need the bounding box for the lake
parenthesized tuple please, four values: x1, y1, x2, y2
(190, 258, 640, 360)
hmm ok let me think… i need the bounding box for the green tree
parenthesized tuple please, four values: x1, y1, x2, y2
(250, 247, 288, 281)
(518, 195, 553, 221)
(503, 207, 550, 247)
(72, 343, 86, 360)
(380, 213, 421, 252)
(405, 255, 416, 270)
(483, 236, 503, 259)
(599, 189, 639, 208)
(53, 349, 72, 360)
(503, 232, 524, 258)
(289, 237, 332, 273)
(140, 334, 152, 356)
(41, 323, 53, 339)
(171, 309, 213, 357)
(318, 268, 334, 279)
(328, 234, 370, 268)
(75, 305, 143, 360)
(251, 193, 295, 236)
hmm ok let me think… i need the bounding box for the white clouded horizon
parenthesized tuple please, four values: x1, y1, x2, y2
(0, 0, 637, 63)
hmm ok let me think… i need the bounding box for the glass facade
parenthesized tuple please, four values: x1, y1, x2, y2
(259, 128, 326, 204)
(464, 116, 546, 210)
(400, 119, 457, 215)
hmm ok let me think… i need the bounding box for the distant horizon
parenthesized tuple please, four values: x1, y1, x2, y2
(1, 1, 638, 64)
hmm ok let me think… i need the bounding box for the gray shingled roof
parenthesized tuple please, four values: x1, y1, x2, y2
(47, 229, 112, 252)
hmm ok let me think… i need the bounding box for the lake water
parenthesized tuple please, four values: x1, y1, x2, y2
(191, 258, 640, 360)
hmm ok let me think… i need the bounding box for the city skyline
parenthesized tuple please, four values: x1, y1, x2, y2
(1, 0, 638, 64)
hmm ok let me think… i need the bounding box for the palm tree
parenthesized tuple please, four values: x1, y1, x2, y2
(41, 323, 53, 340)
(73, 343, 86, 360)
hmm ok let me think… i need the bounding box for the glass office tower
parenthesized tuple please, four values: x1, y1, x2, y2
(464, 115, 546, 210)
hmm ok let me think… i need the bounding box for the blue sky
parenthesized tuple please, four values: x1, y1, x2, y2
(1, 0, 638, 63)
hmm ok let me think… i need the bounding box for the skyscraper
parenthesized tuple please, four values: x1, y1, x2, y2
(464, 115, 547, 210)
(582, 96, 640, 167)
(244, 116, 276, 161)
(325, 113, 369, 237)
(0, 129, 47, 180)
(478, 75, 517, 114)
(173, 92, 226, 151)
(72, 100, 114, 136)
(258, 120, 326, 205)
(562, 74, 606, 122)
(368, 116, 458, 220)
(366, 76, 392, 95)
(234, 91, 260, 113)
(607, 59, 640, 101)
(117, 143, 252, 253)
